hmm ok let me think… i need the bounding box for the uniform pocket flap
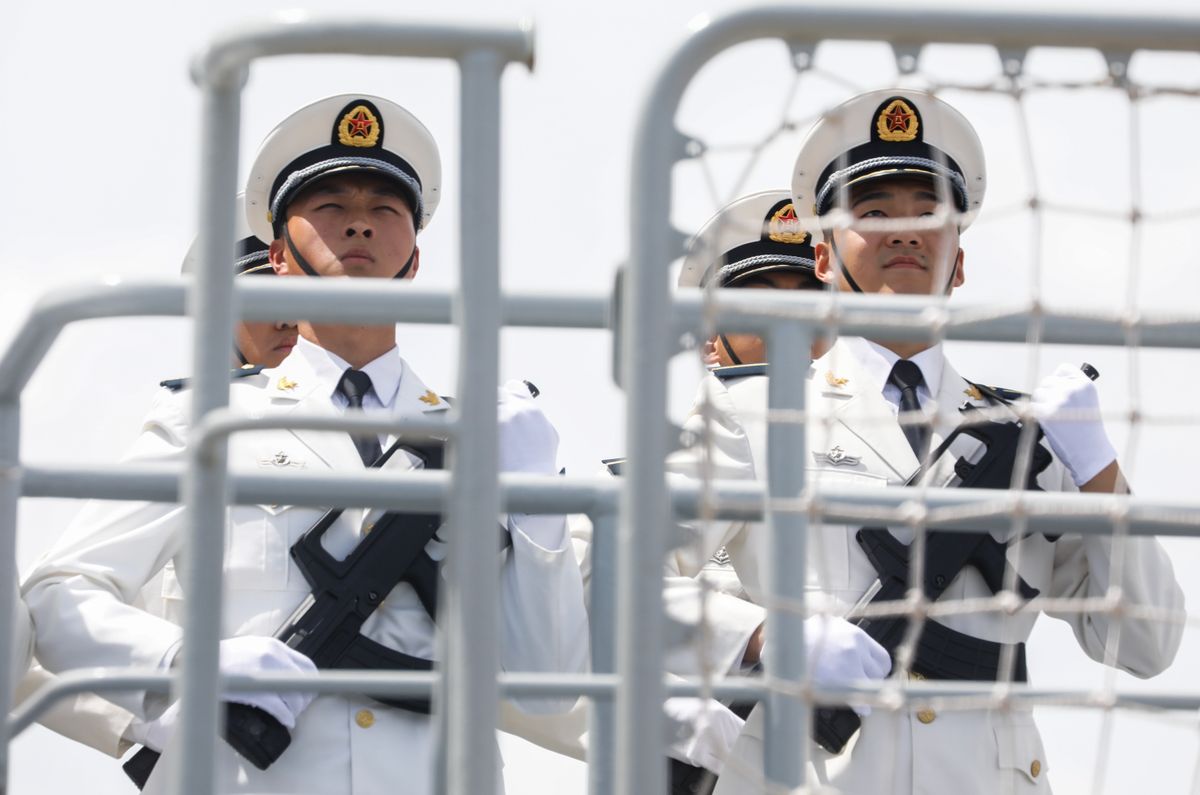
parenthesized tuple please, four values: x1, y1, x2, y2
(994, 713, 1048, 784)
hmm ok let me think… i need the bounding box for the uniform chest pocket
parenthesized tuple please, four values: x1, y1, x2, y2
(225, 503, 323, 592)
(805, 468, 888, 593)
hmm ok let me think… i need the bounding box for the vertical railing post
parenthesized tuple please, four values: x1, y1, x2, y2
(0, 402, 20, 795)
(763, 320, 811, 790)
(444, 46, 505, 795)
(620, 67, 693, 795)
(587, 512, 618, 795)
(174, 72, 244, 795)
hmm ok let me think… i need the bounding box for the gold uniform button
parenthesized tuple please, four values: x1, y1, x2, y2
(916, 708, 936, 724)
(1030, 760, 1042, 778)
(355, 709, 375, 729)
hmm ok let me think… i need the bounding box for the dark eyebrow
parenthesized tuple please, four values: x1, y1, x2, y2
(306, 183, 349, 198)
(369, 185, 408, 202)
(850, 187, 945, 208)
(850, 189, 892, 208)
(731, 276, 777, 289)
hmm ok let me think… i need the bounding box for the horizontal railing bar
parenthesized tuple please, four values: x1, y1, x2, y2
(193, 16, 535, 88)
(683, 4, 1200, 59)
(19, 465, 1200, 536)
(7, 278, 1200, 403)
(7, 669, 617, 739)
(677, 290, 1200, 349)
(234, 279, 612, 329)
(192, 411, 456, 462)
(12, 666, 1194, 740)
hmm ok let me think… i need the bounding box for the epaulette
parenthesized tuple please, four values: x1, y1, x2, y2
(711, 363, 768, 381)
(601, 456, 626, 476)
(969, 381, 1026, 405)
(159, 365, 266, 393)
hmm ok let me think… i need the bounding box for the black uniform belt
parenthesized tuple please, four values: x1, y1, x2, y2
(910, 617, 1027, 683)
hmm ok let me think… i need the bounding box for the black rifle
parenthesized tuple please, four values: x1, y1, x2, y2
(812, 405, 1059, 754)
(125, 440, 447, 786)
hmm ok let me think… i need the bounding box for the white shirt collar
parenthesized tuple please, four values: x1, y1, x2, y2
(841, 336, 945, 400)
(292, 336, 404, 410)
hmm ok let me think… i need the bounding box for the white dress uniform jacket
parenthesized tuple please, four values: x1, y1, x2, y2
(23, 339, 588, 795)
(665, 338, 1183, 795)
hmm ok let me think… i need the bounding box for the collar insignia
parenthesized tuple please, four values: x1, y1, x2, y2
(964, 384, 984, 401)
(419, 390, 441, 406)
(821, 445, 861, 467)
(876, 98, 919, 143)
(338, 103, 381, 148)
(825, 371, 849, 388)
(277, 376, 299, 391)
(766, 202, 808, 244)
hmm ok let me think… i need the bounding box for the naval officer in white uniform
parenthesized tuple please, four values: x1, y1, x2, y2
(23, 93, 588, 795)
(662, 90, 1185, 795)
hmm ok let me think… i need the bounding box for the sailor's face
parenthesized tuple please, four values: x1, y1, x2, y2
(815, 177, 964, 297)
(271, 173, 420, 280)
(714, 269, 829, 365)
(235, 319, 298, 368)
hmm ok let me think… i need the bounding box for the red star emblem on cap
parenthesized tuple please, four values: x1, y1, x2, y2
(346, 109, 374, 138)
(884, 106, 912, 133)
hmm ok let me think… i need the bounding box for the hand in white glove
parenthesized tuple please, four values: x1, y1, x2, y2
(664, 697, 743, 774)
(219, 636, 317, 730)
(497, 380, 559, 475)
(128, 700, 180, 752)
(763, 616, 891, 717)
(1030, 363, 1117, 487)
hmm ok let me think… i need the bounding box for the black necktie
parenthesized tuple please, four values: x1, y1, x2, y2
(888, 359, 929, 459)
(336, 369, 383, 466)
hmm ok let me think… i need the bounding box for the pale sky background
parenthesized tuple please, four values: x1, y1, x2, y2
(5, 0, 1200, 792)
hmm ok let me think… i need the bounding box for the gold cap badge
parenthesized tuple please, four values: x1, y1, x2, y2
(419, 390, 441, 406)
(338, 104, 381, 148)
(766, 202, 809, 244)
(964, 384, 983, 401)
(876, 98, 919, 143)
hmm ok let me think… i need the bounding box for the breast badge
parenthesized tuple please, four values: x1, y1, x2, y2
(817, 445, 861, 467)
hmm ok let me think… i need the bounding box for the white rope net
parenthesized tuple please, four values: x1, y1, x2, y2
(666, 33, 1200, 795)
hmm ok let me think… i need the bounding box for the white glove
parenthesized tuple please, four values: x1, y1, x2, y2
(763, 616, 891, 717)
(664, 697, 743, 774)
(1030, 363, 1117, 487)
(497, 380, 559, 475)
(128, 700, 179, 752)
(219, 636, 317, 730)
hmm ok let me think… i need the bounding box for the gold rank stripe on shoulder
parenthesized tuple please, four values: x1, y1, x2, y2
(965, 381, 1027, 405)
